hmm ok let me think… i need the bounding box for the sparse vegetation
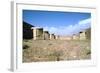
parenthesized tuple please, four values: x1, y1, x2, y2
(23, 40, 91, 62)
(23, 45, 29, 49)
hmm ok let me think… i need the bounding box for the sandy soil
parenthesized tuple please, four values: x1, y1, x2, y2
(23, 39, 91, 62)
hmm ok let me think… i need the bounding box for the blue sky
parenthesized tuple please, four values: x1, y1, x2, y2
(23, 10, 91, 36)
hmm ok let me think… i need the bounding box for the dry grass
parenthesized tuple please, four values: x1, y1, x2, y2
(23, 39, 91, 62)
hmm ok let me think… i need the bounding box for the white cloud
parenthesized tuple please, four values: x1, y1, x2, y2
(79, 18, 91, 25)
(43, 18, 91, 36)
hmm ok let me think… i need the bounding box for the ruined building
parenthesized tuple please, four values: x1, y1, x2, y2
(43, 31, 50, 40)
(85, 28, 91, 40)
(31, 27, 44, 40)
(79, 31, 86, 40)
(50, 34, 55, 40)
(80, 28, 91, 40)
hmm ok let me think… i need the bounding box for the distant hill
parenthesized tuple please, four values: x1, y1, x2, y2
(23, 21, 34, 39)
(23, 21, 34, 29)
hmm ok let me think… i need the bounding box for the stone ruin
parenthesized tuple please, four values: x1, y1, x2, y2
(72, 28, 91, 40)
(50, 34, 56, 40)
(31, 27, 44, 40)
(30, 24, 90, 41)
(43, 31, 50, 40)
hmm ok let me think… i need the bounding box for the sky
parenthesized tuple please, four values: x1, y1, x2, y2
(23, 10, 91, 36)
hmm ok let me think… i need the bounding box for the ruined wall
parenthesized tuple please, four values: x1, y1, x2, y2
(79, 32, 86, 40)
(79, 28, 91, 40)
(50, 34, 55, 40)
(85, 28, 91, 40)
(73, 34, 80, 40)
(43, 31, 50, 40)
(32, 27, 44, 40)
(55, 35, 60, 40)
(36, 28, 43, 40)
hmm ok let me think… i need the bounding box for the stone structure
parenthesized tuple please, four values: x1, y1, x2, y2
(50, 34, 55, 40)
(31, 27, 44, 40)
(85, 28, 91, 40)
(43, 31, 50, 40)
(80, 28, 91, 40)
(79, 31, 86, 40)
(73, 34, 80, 40)
(55, 35, 60, 40)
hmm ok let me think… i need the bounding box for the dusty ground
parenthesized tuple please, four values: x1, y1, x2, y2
(23, 39, 91, 62)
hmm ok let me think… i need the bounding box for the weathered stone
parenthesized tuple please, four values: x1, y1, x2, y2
(43, 31, 50, 40)
(31, 27, 44, 40)
(50, 34, 55, 40)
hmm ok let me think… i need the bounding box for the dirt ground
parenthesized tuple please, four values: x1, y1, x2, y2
(23, 39, 91, 62)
